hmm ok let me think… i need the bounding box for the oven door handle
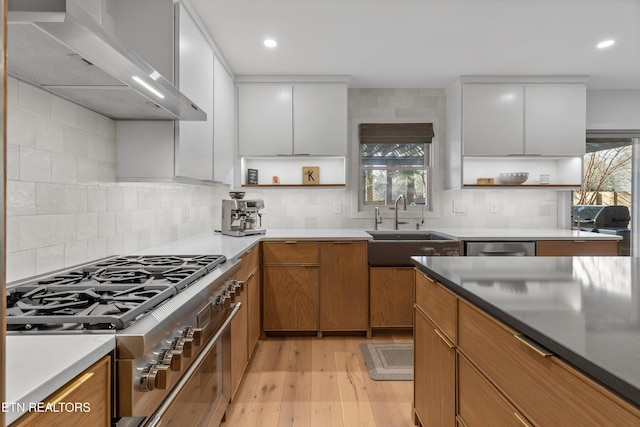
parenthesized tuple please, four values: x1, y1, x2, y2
(143, 302, 242, 427)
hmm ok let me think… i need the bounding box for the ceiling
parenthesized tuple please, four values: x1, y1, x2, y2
(189, 0, 640, 89)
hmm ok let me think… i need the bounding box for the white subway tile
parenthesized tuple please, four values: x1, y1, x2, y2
(64, 126, 90, 158)
(65, 186, 88, 213)
(51, 96, 76, 127)
(65, 241, 88, 268)
(7, 77, 18, 108)
(97, 162, 116, 183)
(108, 234, 124, 255)
(87, 237, 109, 261)
(122, 188, 138, 210)
(18, 81, 51, 119)
(87, 187, 107, 212)
(77, 212, 98, 240)
(7, 181, 36, 216)
(6, 217, 20, 253)
(6, 250, 36, 283)
(20, 215, 52, 250)
(36, 245, 65, 275)
(115, 211, 132, 233)
(36, 183, 66, 214)
(35, 118, 64, 153)
(88, 134, 116, 163)
(51, 214, 78, 244)
(96, 114, 116, 139)
(75, 105, 99, 133)
(20, 146, 51, 182)
(107, 188, 124, 211)
(98, 211, 116, 237)
(7, 144, 20, 180)
(76, 158, 98, 185)
(8, 110, 37, 147)
(51, 153, 77, 184)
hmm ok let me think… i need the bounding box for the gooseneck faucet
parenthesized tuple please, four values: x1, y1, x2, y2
(374, 207, 382, 230)
(394, 194, 408, 230)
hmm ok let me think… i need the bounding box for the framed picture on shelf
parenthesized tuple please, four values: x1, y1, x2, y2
(302, 166, 320, 185)
(247, 168, 258, 185)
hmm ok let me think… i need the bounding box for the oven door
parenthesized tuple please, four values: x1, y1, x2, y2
(142, 303, 239, 427)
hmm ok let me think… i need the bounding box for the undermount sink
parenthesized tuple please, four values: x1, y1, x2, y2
(366, 230, 461, 266)
(366, 230, 457, 241)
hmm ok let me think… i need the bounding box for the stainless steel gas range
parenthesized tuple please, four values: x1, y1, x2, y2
(7, 254, 243, 427)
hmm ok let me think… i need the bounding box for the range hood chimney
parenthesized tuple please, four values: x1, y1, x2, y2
(8, 0, 206, 121)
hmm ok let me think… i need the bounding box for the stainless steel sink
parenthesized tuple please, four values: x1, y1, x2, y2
(366, 230, 461, 266)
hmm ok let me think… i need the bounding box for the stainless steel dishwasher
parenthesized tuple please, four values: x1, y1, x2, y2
(466, 241, 536, 256)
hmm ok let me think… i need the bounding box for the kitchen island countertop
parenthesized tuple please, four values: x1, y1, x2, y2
(412, 255, 640, 407)
(5, 334, 115, 424)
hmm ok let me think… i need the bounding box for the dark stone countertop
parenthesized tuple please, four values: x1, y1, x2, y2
(412, 256, 640, 408)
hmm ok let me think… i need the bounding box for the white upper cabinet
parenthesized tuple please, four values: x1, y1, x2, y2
(175, 3, 214, 181)
(238, 81, 348, 157)
(238, 84, 293, 156)
(524, 84, 586, 156)
(292, 83, 348, 155)
(460, 79, 586, 157)
(213, 56, 235, 184)
(462, 84, 525, 155)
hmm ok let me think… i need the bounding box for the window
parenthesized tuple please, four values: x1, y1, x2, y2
(359, 123, 433, 210)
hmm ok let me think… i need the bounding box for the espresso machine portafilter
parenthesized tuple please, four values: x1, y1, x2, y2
(221, 198, 266, 237)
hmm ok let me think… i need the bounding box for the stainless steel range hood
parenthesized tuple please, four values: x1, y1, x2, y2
(8, 0, 206, 121)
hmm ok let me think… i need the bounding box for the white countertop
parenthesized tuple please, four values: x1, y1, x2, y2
(435, 228, 623, 241)
(5, 334, 115, 424)
(137, 228, 620, 259)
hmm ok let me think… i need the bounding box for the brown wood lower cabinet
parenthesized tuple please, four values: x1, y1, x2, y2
(263, 265, 319, 331)
(536, 239, 619, 255)
(370, 267, 414, 329)
(319, 241, 368, 333)
(12, 355, 111, 427)
(414, 307, 455, 427)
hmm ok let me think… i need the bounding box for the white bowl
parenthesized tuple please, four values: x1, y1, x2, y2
(499, 172, 529, 185)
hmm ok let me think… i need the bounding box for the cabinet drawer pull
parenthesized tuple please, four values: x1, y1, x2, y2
(245, 248, 253, 254)
(572, 240, 587, 243)
(332, 241, 353, 244)
(284, 241, 298, 244)
(514, 411, 534, 427)
(246, 271, 257, 281)
(51, 372, 94, 405)
(434, 328, 455, 349)
(514, 334, 553, 357)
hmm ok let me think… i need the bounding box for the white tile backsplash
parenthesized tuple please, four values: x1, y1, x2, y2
(6, 81, 560, 283)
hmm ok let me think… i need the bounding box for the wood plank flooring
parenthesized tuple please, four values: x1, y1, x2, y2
(220, 334, 414, 427)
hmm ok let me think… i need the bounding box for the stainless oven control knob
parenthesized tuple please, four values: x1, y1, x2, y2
(139, 363, 170, 392)
(159, 349, 182, 371)
(182, 326, 204, 347)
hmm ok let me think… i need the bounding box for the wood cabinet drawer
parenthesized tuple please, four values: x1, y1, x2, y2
(238, 244, 260, 281)
(415, 270, 457, 342)
(263, 241, 318, 264)
(458, 300, 640, 426)
(458, 353, 527, 427)
(536, 239, 619, 256)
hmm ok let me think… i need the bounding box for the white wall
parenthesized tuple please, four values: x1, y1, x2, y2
(586, 90, 640, 130)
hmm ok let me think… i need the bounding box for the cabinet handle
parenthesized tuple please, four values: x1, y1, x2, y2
(246, 271, 257, 281)
(514, 411, 534, 427)
(284, 241, 298, 244)
(50, 372, 94, 405)
(514, 334, 553, 357)
(331, 241, 353, 244)
(572, 240, 587, 243)
(245, 248, 253, 254)
(434, 328, 455, 349)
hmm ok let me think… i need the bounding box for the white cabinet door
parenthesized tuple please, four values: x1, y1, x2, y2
(293, 84, 347, 155)
(238, 84, 293, 156)
(462, 84, 524, 155)
(525, 84, 586, 156)
(175, 4, 214, 181)
(213, 56, 235, 184)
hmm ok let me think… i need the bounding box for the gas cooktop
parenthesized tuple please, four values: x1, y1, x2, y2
(6, 255, 226, 331)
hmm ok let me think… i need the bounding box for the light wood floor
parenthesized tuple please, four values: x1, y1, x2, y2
(220, 334, 414, 427)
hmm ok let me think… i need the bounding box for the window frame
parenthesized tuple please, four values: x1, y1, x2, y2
(349, 118, 441, 220)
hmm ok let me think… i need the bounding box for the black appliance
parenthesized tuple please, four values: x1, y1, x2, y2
(573, 205, 630, 255)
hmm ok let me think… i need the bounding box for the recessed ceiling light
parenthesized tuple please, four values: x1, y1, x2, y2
(264, 39, 277, 48)
(597, 39, 616, 49)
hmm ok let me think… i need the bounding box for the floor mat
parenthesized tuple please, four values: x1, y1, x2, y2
(359, 343, 414, 381)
